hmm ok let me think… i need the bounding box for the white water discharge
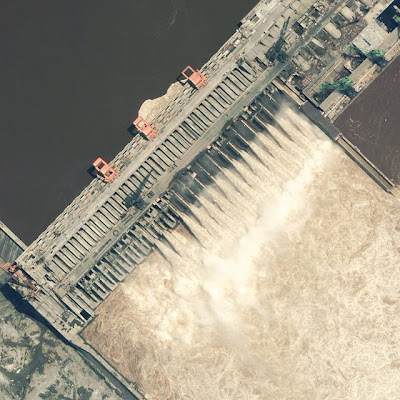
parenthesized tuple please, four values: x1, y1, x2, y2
(85, 105, 400, 399)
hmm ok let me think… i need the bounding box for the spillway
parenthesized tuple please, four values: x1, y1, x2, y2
(83, 103, 400, 399)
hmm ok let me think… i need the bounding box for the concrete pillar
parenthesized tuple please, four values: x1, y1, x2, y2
(198, 104, 217, 121)
(128, 176, 142, 190)
(210, 91, 230, 108)
(221, 80, 240, 97)
(153, 149, 172, 167)
(233, 67, 253, 84)
(227, 75, 246, 92)
(49, 259, 68, 277)
(80, 227, 98, 244)
(184, 115, 203, 133)
(104, 203, 121, 220)
(87, 219, 106, 237)
(125, 246, 144, 264)
(108, 197, 126, 215)
(146, 157, 164, 175)
(180, 123, 199, 140)
(122, 181, 136, 194)
(97, 209, 115, 226)
(62, 295, 86, 320)
(174, 129, 193, 147)
(137, 167, 156, 185)
(65, 242, 83, 260)
(167, 137, 186, 154)
(57, 251, 75, 269)
(91, 216, 109, 233)
(205, 96, 225, 113)
(70, 237, 89, 254)
(159, 144, 178, 163)
(151, 153, 169, 171)
(216, 86, 233, 103)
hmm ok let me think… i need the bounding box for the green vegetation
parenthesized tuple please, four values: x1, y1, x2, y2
(320, 76, 356, 98)
(266, 18, 290, 63)
(347, 44, 386, 67)
(366, 49, 386, 66)
(393, 14, 400, 38)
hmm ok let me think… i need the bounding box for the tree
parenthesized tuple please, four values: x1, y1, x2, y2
(335, 76, 353, 92)
(346, 45, 386, 67)
(265, 18, 290, 63)
(393, 14, 400, 38)
(320, 82, 336, 94)
(320, 77, 356, 98)
(366, 49, 386, 67)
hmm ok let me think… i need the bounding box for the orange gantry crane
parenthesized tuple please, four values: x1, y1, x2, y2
(93, 157, 118, 182)
(133, 117, 158, 140)
(181, 65, 207, 89)
(132, 65, 206, 141)
(0, 261, 38, 297)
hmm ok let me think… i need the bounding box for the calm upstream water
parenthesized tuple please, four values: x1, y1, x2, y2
(0, 0, 257, 244)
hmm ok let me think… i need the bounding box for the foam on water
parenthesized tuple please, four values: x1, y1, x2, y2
(84, 104, 400, 399)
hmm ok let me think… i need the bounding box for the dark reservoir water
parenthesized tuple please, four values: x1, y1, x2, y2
(335, 56, 400, 185)
(0, 0, 258, 244)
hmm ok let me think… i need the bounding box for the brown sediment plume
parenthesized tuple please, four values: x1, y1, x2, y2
(84, 105, 400, 400)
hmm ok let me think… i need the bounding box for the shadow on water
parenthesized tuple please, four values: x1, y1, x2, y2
(127, 125, 137, 136)
(87, 165, 97, 179)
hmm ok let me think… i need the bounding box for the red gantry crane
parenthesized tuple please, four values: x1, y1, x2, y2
(0, 262, 38, 297)
(181, 65, 207, 89)
(132, 65, 206, 141)
(93, 158, 118, 182)
(133, 116, 158, 140)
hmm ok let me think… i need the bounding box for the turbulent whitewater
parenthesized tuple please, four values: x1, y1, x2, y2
(84, 104, 400, 399)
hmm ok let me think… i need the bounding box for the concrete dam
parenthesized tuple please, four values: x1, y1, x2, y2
(3, 0, 400, 398)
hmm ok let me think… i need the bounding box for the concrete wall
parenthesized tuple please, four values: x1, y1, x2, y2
(0, 221, 26, 264)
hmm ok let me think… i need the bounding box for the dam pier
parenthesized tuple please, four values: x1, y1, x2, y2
(2, 0, 400, 398)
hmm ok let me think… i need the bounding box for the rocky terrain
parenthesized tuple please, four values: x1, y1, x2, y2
(0, 289, 120, 400)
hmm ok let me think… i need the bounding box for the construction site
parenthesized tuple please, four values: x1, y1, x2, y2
(1, 0, 400, 398)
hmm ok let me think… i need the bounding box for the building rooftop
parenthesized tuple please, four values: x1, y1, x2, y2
(353, 20, 389, 51)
